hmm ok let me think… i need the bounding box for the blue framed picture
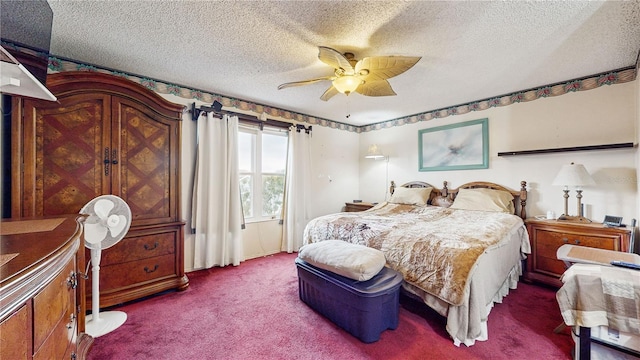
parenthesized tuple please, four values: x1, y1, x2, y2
(418, 118, 489, 171)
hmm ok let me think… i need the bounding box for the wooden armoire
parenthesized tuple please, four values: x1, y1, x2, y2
(11, 71, 189, 308)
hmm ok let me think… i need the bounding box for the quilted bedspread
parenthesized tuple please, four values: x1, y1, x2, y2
(303, 202, 526, 306)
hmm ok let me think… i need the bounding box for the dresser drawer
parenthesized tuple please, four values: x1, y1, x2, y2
(0, 304, 30, 359)
(32, 260, 74, 351)
(98, 232, 176, 265)
(33, 305, 75, 360)
(97, 254, 177, 291)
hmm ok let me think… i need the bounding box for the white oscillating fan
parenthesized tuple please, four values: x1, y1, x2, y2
(81, 195, 132, 337)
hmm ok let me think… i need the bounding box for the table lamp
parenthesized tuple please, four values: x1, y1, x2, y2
(552, 162, 595, 222)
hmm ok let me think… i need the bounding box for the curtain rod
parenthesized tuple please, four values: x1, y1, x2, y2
(189, 101, 312, 133)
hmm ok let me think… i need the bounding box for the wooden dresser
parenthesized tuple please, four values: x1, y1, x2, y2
(345, 202, 375, 212)
(524, 219, 632, 287)
(10, 72, 189, 308)
(0, 215, 92, 359)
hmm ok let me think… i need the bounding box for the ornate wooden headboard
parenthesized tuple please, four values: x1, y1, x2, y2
(389, 180, 440, 205)
(389, 180, 528, 219)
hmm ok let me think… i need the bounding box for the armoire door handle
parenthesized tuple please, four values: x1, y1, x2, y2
(112, 149, 118, 164)
(104, 147, 110, 176)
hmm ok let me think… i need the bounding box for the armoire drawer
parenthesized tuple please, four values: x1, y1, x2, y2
(97, 254, 177, 291)
(99, 232, 176, 265)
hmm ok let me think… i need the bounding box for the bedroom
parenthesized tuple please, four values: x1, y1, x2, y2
(0, 0, 639, 358)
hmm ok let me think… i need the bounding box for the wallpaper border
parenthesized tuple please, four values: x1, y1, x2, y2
(2, 41, 636, 134)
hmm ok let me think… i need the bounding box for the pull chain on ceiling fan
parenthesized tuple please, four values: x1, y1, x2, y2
(278, 46, 421, 101)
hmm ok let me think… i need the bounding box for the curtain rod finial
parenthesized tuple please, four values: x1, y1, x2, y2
(190, 102, 200, 121)
(212, 100, 223, 112)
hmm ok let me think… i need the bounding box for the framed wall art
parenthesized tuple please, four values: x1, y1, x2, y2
(418, 118, 488, 171)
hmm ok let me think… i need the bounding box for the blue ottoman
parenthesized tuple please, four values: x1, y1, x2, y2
(295, 257, 403, 343)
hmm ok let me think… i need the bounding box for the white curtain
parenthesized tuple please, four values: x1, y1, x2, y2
(191, 113, 244, 268)
(281, 126, 312, 252)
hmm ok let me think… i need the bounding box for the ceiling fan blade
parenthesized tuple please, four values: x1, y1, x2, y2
(356, 80, 397, 97)
(355, 56, 421, 82)
(318, 46, 354, 73)
(320, 86, 339, 101)
(278, 76, 334, 90)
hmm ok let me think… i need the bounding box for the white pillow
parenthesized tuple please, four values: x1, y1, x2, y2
(298, 240, 386, 281)
(450, 188, 515, 214)
(388, 186, 432, 205)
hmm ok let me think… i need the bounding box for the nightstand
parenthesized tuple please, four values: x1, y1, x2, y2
(524, 219, 632, 287)
(344, 202, 375, 212)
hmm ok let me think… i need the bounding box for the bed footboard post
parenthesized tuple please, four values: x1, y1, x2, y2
(519, 181, 527, 219)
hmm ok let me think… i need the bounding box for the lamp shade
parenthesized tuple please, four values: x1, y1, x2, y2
(552, 163, 595, 187)
(332, 75, 361, 94)
(365, 144, 386, 159)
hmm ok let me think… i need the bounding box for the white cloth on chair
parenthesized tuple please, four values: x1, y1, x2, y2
(556, 263, 640, 335)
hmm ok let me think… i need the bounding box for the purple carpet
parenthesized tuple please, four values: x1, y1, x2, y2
(88, 252, 572, 359)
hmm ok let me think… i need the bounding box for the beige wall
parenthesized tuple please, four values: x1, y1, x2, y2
(163, 78, 638, 271)
(359, 81, 638, 225)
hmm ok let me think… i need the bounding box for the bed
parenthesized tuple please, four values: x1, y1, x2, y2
(302, 180, 530, 346)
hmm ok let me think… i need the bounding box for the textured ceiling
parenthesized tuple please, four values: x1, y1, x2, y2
(46, 0, 640, 126)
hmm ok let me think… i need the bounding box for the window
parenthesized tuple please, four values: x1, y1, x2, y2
(238, 126, 288, 222)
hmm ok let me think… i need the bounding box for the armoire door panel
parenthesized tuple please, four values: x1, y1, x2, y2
(21, 95, 111, 217)
(113, 97, 177, 225)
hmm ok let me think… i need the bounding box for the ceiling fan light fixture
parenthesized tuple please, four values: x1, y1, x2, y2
(332, 75, 361, 95)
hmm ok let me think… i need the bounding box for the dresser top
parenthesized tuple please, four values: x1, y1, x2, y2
(1, 215, 82, 284)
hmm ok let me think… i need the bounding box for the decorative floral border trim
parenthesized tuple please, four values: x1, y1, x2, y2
(45, 54, 358, 132)
(359, 68, 636, 133)
(3, 41, 636, 134)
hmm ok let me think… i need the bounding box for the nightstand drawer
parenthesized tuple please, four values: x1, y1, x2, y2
(536, 230, 616, 256)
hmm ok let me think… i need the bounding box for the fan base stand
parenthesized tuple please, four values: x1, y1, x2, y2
(85, 311, 127, 338)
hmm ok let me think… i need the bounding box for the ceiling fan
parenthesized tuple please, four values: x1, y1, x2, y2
(278, 46, 421, 101)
